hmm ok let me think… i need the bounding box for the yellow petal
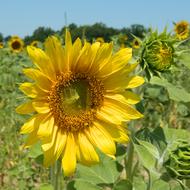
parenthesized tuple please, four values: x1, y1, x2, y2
(37, 115, 54, 138)
(126, 76, 145, 89)
(65, 29, 72, 60)
(104, 100, 143, 120)
(97, 107, 123, 125)
(70, 38, 82, 71)
(86, 122, 116, 156)
(77, 132, 99, 165)
(27, 46, 56, 80)
(20, 116, 36, 134)
(43, 126, 58, 167)
(75, 42, 100, 73)
(62, 133, 76, 176)
(23, 68, 52, 92)
(99, 120, 129, 143)
(24, 131, 39, 148)
(105, 91, 140, 105)
(103, 63, 141, 92)
(16, 101, 35, 114)
(54, 129, 67, 161)
(121, 91, 141, 104)
(45, 36, 69, 73)
(42, 125, 58, 152)
(92, 43, 113, 76)
(98, 48, 132, 78)
(19, 82, 48, 98)
(32, 101, 50, 114)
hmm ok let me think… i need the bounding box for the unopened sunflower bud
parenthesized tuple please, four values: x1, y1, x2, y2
(165, 141, 190, 179)
(144, 41, 174, 71)
(139, 29, 176, 78)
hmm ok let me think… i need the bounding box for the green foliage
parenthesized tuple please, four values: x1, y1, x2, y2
(1, 24, 190, 190)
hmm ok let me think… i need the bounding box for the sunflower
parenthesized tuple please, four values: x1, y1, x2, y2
(30, 40, 39, 47)
(0, 42, 3, 49)
(120, 43, 125, 49)
(96, 37, 104, 44)
(132, 38, 141, 49)
(17, 30, 144, 176)
(9, 36, 24, 53)
(174, 21, 189, 40)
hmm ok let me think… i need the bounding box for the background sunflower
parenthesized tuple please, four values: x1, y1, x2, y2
(9, 36, 24, 53)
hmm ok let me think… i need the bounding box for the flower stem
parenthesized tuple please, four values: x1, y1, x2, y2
(50, 160, 64, 190)
(125, 141, 134, 181)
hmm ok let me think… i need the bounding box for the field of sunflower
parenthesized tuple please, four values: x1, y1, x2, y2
(0, 21, 190, 190)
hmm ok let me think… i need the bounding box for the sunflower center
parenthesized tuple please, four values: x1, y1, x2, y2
(48, 72, 104, 132)
(12, 41, 21, 50)
(177, 24, 187, 34)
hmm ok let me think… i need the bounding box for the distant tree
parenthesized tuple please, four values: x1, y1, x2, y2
(24, 35, 33, 45)
(32, 27, 55, 42)
(130, 24, 147, 38)
(0, 33, 3, 42)
(85, 23, 119, 42)
(4, 35, 11, 42)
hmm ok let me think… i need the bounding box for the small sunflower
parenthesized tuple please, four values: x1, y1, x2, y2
(0, 42, 3, 49)
(96, 37, 104, 44)
(30, 40, 39, 47)
(9, 36, 24, 53)
(17, 30, 144, 176)
(120, 43, 125, 49)
(118, 34, 128, 44)
(174, 21, 189, 40)
(132, 38, 141, 49)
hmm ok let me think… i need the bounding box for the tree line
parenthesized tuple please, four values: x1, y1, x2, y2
(0, 22, 148, 44)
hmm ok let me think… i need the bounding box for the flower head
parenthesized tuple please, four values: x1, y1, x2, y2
(132, 38, 141, 49)
(17, 30, 144, 176)
(9, 36, 24, 53)
(139, 29, 176, 79)
(96, 37, 104, 44)
(165, 141, 190, 179)
(30, 40, 39, 47)
(0, 42, 3, 49)
(174, 21, 189, 40)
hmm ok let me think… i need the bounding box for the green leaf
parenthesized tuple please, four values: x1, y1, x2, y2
(77, 155, 122, 185)
(137, 139, 160, 160)
(150, 76, 190, 102)
(151, 180, 170, 190)
(113, 179, 132, 190)
(133, 177, 147, 190)
(39, 184, 53, 190)
(28, 142, 42, 158)
(67, 179, 103, 190)
(180, 53, 190, 69)
(163, 127, 190, 144)
(116, 145, 127, 162)
(134, 143, 156, 170)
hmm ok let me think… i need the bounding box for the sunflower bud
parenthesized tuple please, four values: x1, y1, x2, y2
(165, 141, 190, 179)
(144, 40, 174, 71)
(139, 29, 176, 78)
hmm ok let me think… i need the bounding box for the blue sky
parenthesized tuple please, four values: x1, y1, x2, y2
(0, 0, 190, 37)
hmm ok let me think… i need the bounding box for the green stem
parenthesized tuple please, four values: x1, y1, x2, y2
(146, 169, 152, 190)
(50, 160, 64, 190)
(125, 141, 134, 181)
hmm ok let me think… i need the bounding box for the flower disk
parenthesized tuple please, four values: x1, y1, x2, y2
(9, 36, 24, 53)
(17, 30, 144, 176)
(174, 21, 189, 40)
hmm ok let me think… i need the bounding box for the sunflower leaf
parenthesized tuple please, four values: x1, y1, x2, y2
(76, 155, 122, 185)
(67, 179, 103, 190)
